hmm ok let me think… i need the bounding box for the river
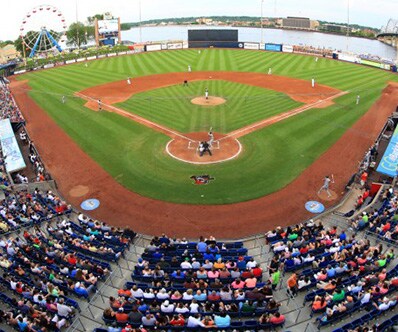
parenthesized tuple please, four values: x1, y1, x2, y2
(122, 26, 397, 61)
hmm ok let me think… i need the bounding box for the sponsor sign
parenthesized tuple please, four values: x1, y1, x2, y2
(145, 44, 162, 52)
(167, 42, 183, 50)
(87, 56, 97, 61)
(0, 119, 26, 173)
(244, 42, 260, 50)
(282, 45, 294, 53)
(65, 59, 76, 64)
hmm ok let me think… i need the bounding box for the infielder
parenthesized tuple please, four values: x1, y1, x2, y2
(127, 77, 131, 85)
(188, 65, 192, 72)
(311, 78, 315, 88)
(268, 67, 272, 75)
(318, 175, 334, 197)
(205, 88, 209, 100)
(98, 99, 102, 111)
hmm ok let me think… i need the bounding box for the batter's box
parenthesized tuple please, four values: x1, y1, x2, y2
(187, 141, 220, 150)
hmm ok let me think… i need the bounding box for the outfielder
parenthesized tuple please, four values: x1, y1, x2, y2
(61, 96, 65, 104)
(318, 175, 334, 197)
(268, 67, 272, 75)
(356, 95, 360, 105)
(188, 65, 192, 72)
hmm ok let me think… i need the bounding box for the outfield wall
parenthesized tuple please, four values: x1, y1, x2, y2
(12, 39, 397, 75)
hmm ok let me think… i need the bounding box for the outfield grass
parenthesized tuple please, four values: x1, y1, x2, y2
(117, 80, 302, 133)
(18, 49, 398, 204)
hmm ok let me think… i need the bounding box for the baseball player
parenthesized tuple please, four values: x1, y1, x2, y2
(205, 88, 209, 100)
(311, 78, 315, 88)
(268, 67, 272, 75)
(61, 96, 65, 104)
(188, 65, 192, 73)
(98, 99, 102, 111)
(356, 95, 360, 105)
(127, 77, 131, 85)
(85, 62, 88, 68)
(318, 175, 334, 197)
(208, 130, 214, 147)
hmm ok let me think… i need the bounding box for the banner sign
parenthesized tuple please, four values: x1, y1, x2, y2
(265, 43, 282, 52)
(145, 44, 162, 52)
(244, 42, 260, 50)
(76, 58, 86, 62)
(65, 59, 76, 64)
(377, 139, 398, 177)
(0, 119, 26, 173)
(282, 45, 294, 53)
(167, 42, 183, 50)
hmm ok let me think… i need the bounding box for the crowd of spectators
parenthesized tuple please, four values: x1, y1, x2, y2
(102, 234, 285, 330)
(0, 79, 24, 123)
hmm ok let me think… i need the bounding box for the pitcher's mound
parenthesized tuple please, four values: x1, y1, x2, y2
(191, 96, 226, 106)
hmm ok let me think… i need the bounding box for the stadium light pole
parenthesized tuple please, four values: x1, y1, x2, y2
(261, 0, 264, 44)
(346, 0, 350, 52)
(139, 0, 142, 43)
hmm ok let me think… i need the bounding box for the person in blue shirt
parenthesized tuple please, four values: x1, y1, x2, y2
(17, 317, 29, 331)
(326, 265, 336, 278)
(214, 312, 231, 328)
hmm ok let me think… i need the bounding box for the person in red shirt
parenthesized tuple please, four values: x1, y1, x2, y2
(207, 290, 221, 301)
(360, 171, 368, 187)
(115, 308, 129, 322)
(241, 268, 253, 279)
(269, 312, 285, 325)
(252, 265, 263, 278)
(169, 314, 185, 326)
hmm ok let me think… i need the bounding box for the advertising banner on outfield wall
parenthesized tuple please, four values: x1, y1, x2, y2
(265, 44, 282, 52)
(167, 43, 183, 50)
(282, 45, 294, 53)
(145, 44, 162, 52)
(360, 59, 391, 71)
(0, 119, 26, 173)
(243, 42, 260, 50)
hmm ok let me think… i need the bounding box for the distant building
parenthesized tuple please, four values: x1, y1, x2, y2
(322, 24, 351, 34)
(0, 45, 19, 64)
(196, 18, 213, 25)
(282, 17, 311, 29)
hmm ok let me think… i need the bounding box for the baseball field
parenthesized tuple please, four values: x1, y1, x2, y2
(13, 49, 398, 207)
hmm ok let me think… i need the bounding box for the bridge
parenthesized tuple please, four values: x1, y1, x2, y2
(377, 19, 398, 46)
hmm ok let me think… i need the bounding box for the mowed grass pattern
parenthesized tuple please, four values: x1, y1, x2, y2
(18, 49, 398, 204)
(117, 80, 302, 133)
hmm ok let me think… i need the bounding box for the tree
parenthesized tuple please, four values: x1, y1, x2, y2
(87, 14, 104, 25)
(66, 22, 94, 48)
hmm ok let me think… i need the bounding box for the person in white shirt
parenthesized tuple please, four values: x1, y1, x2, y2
(246, 259, 257, 269)
(189, 301, 200, 313)
(180, 258, 192, 269)
(160, 300, 175, 313)
(131, 286, 144, 298)
(156, 288, 170, 300)
(187, 314, 205, 328)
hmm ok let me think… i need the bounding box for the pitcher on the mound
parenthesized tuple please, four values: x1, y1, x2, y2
(205, 88, 209, 100)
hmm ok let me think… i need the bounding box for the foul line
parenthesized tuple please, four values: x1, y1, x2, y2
(221, 91, 349, 140)
(75, 92, 193, 141)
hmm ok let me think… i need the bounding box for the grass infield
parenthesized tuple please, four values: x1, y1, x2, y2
(18, 49, 398, 204)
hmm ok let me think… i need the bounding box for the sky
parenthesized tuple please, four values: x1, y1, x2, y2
(2, 0, 398, 41)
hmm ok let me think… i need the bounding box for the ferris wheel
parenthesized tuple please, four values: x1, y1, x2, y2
(20, 5, 67, 58)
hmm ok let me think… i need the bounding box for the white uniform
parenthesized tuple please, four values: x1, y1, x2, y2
(127, 78, 131, 85)
(356, 95, 360, 105)
(318, 176, 332, 197)
(62, 96, 65, 104)
(311, 78, 315, 88)
(188, 65, 191, 72)
(268, 68, 272, 75)
(208, 132, 214, 147)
